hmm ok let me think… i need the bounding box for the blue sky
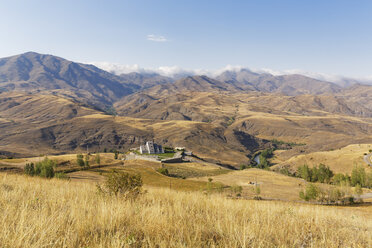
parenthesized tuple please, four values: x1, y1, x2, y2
(1, 0, 372, 78)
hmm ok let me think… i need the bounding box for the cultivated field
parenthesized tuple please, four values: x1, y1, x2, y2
(0, 173, 371, 247)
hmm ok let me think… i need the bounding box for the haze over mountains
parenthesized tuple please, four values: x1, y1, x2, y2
(1, 52, 372, 167)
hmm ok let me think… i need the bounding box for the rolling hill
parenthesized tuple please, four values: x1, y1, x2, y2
(0, 52, 140, 109)
(1, 52, 372, 169)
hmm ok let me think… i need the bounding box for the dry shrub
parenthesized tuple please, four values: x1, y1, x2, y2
(97, 170, 143, 199)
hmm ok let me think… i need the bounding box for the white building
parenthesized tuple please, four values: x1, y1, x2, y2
(140, 141, 164, 154)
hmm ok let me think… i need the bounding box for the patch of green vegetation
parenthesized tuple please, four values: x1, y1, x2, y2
(24, 157, 56, 178)
(271, 139, 306, 147)
(226, 116, 236, 126)
(156, 167, 169, 176)
(163, 146, 175, 153)
(104, 106, 117, 116)
(256, 148, 274, 169)
(157, 153, 175, 159)
(293, 163, 372, 189)
(297, 164, 333, 183)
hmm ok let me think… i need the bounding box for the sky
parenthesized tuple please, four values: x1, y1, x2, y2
(1, 0, 372, 79)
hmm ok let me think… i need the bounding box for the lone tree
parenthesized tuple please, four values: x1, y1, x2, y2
(77, 154, 84, 167)
(95, 153, 101, 165)
(253, 184, 261, 199)
(84, 154, 90, 167)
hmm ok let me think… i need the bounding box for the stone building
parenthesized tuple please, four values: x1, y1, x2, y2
(140, 141, 164, 154)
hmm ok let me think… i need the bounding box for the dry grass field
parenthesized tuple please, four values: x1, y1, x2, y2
(87, 160, 214, 191)
(0, 173, 371, 247)
(272, 144, 372, 174)
(195, 168, 307, 201)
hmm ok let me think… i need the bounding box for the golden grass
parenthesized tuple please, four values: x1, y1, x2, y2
(195, 168, 307, 201)
(0, 173, 371, 247)
(90, 160, 210, 191)
(273, 144, 372, 174)
(0, 153, 117, 169)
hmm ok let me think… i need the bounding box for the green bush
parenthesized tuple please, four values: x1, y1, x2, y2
(230, 185, 243, 195)
(299, 184, 319, 201)
(332, 173, 351, 185)
(156, 167, 169, 176)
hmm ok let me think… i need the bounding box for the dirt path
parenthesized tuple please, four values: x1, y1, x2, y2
(359, 192, 372, 199)
(0, 157, 43, 168)
(68, 170, 105, 182)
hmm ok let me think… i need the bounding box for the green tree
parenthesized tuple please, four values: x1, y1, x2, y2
(84, 154, 90, 167)
(297, 164, 312, 181)
(366, 171, 372, 188)
(24, 163, 35, 176)
(34, 157, 55, 178)
(77, 154, 84, 167)
(299, 183, 319, 201)
(314, 163, 333, 183)
(95, 153, 101, 165)
(351, 165, 366, 187)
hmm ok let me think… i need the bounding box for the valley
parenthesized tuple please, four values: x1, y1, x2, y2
(1, 52, 372, 247)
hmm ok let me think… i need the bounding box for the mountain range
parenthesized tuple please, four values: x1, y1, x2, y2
(1, 52, 372, 167)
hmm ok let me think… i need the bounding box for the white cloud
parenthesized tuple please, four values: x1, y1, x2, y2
(147, 34, 168, 42)
(90, 62, 206, 78)
(91, 62, 146, 74)
(90, 61, 372, 85)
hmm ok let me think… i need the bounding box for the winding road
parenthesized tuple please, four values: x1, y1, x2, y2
(363, 153, 372, 167)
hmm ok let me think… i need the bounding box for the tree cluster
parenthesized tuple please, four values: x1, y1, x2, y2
(299, 183, 361, 205)
(297, 164, 333, 183)
(24, 157, 56, 178)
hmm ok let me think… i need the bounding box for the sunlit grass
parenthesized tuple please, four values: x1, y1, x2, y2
(0, 173, 371, 247)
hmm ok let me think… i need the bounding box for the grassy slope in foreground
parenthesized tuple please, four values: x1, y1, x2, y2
(0, 173, 371, 247)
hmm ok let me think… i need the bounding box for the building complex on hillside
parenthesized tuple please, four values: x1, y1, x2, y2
(140, 141, 164, 154)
